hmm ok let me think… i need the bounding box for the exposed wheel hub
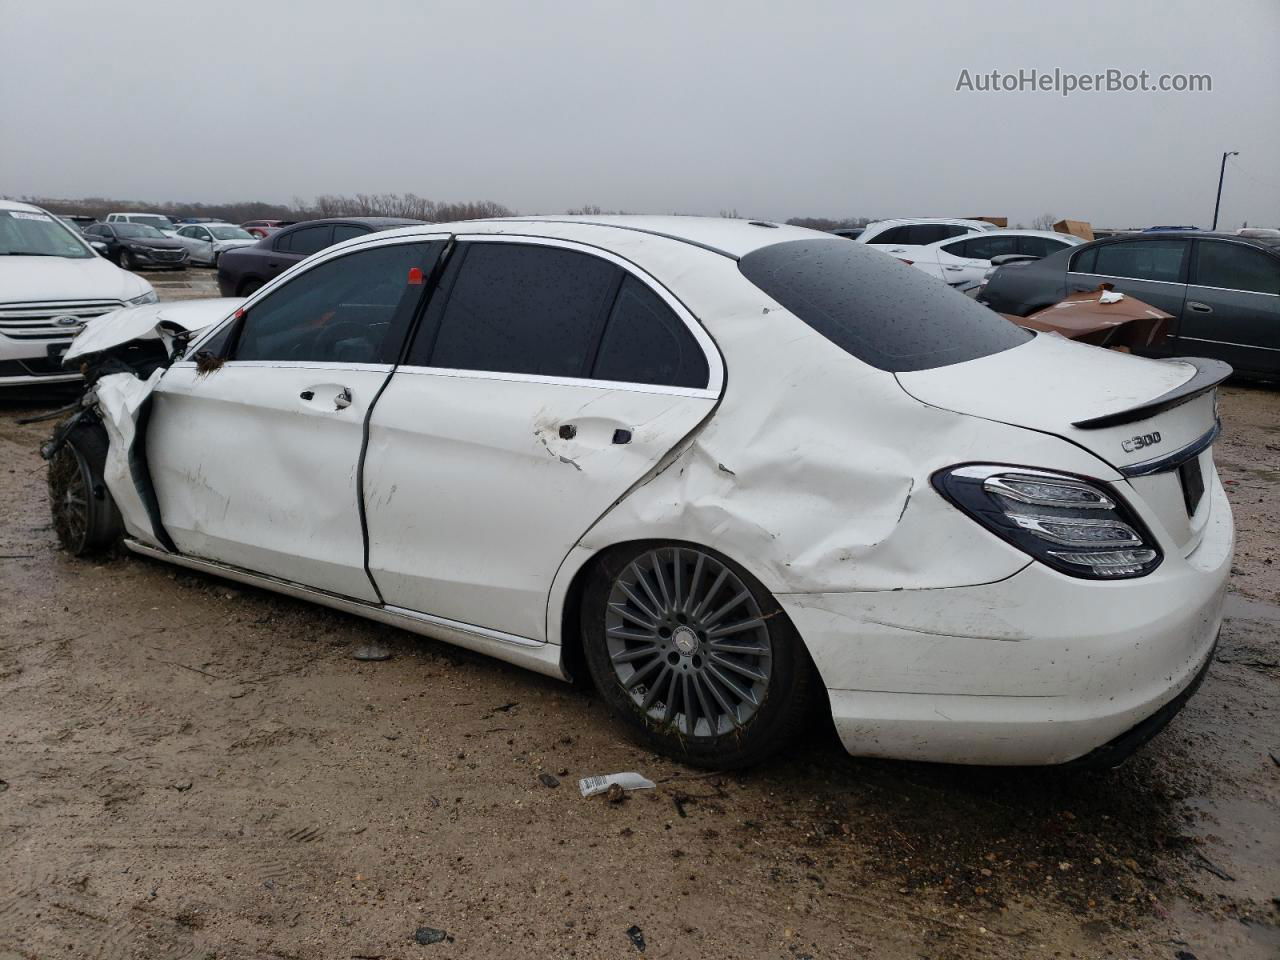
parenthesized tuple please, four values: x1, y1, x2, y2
(671, 625, 700, 656)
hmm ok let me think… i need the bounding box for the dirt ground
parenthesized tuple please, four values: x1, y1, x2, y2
(2, 279, 1277, 959)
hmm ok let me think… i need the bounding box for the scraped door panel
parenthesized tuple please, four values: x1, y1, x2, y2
(149, 362, 390, 600)
(363, 372, 716, 641)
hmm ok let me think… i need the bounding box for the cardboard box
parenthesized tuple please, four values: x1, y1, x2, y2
(968, 216, 1008, 227)
(1054, 219, 1095, 241)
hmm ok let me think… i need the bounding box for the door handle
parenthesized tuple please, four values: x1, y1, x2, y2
(1187, 301, 1213, 314)
(334, 387, 353, 409)
(943, 266, 964, 272)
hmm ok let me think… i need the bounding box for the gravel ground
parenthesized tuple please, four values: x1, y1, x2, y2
(1, 283, 1277, 959)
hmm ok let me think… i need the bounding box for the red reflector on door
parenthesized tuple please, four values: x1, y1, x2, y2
(407, 267, 425, 285)
(233, 308, 245, 319)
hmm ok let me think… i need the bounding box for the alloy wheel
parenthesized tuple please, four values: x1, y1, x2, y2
(49, 445, 91, 554)
(604, 547, 773, 737)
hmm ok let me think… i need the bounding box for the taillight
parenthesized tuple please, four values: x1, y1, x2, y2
(933, 465, 1162, 578)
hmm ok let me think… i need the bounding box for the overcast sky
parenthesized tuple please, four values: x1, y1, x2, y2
(3, 0, 1277, 228)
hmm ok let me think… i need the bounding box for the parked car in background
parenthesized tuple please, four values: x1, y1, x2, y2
(217, 217, 423, 296)
(105, 212, 178, 237)
(51, 217, 1232, 769)
(0, 200, 155, 385)
(175, 222, 257, 267)
(1236, 227, 1280, 239)
(241, 219, 295, 238)
(830, 227, 864, 240)
(979, 231, 1280, 376)
(857, 218, 995, 246)
(883, 229, 1084, 292)
(83, 222, 189, 271)
(56, 214, 98, 232)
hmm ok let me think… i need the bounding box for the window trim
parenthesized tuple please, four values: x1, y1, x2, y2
(396, 233, 724, 397)
(1187, 238, 1280, 297)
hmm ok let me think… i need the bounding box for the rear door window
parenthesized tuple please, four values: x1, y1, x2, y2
(233, 242, 442, 364)
(1192, 241, 1280, 295)
(949, 235, 1019, 260)
(332, 223, 370, 244)
(591, 276, 709, 388)
(739, 238, 1030, 372)
(867, 226, 910, 245)
(276, 224, 332, 256)
(416, 242, 619, 377)
(1091, 239, 1188, 283)
(1019, 236, 1068, 258)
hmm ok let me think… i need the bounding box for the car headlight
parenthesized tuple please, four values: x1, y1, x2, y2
(129, 290, 159, 305)
(933, 464, 1162, 579)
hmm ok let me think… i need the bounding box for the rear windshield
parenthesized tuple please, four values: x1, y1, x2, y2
(738, 238, 1032, 372)
(116, 224, 165, 238)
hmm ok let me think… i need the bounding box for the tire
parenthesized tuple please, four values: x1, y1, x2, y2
(581, 542, 819, 769)
(119, 248, 135, 271)
(47, 420, 124, 557)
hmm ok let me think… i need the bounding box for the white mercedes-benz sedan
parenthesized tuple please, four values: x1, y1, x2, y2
(47, 217, 1233, 769)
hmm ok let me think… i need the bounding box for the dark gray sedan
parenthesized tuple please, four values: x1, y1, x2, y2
(979, 232, 1280, 377)
(216, 217, 423, 297)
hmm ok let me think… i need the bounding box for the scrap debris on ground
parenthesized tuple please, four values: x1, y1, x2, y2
(0, 285, 1277, 957)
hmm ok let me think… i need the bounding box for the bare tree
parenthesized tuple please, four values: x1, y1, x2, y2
(21, 193, 515, 224)
(1030, 212, 1058, 231)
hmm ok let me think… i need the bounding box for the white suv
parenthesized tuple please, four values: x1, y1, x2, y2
(1, 200, 156, 385)
(105, 212, 178, 237)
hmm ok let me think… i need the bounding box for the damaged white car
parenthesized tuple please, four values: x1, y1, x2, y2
(44, 217, 1234, 769)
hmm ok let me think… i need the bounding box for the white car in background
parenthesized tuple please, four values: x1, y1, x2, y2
(857, 217, 996, 246)
(0, 200, 156, 386)
(174, 222, 258, 266)
(49, 217, 1232, 770)
(105, 212, 179, 237)
(885, 229, 1085, 292)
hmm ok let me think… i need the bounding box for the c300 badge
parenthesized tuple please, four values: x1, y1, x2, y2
(1122, 431, 1162, 453)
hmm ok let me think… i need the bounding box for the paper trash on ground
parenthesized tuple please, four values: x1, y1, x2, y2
(578, 772, 657, 797)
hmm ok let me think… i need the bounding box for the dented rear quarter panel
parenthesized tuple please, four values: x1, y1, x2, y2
(544, 253, 1125, 645)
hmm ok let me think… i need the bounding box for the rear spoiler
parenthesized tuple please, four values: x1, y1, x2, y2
(1072, 357, 1232, 430)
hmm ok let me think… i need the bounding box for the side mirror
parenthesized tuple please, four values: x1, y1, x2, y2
(89, 240, 108, 253)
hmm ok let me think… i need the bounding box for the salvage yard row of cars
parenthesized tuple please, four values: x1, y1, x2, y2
(26, 210, 1247, 772)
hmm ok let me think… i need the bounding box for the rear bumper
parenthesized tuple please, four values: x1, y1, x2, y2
(782, 475, 1233, 765)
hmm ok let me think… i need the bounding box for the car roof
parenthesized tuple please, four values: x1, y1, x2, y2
(374, 215, 820, 260)
(0, 199, 45, 214)
(1089, 230, 1273, 244)
(863, 217, 995, 230)
(940, 229, 1077, 240)
(284, 217, 426, 229)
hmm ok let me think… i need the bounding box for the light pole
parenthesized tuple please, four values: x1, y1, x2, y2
(1212, 151, 1238, 230)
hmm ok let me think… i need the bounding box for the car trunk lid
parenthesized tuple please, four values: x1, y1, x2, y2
(896, 333, 1228, 554)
